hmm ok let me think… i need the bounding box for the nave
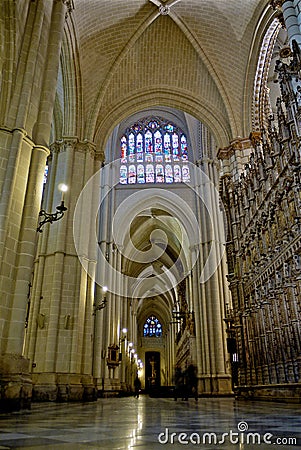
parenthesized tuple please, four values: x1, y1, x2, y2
(0, 396, 300, 449)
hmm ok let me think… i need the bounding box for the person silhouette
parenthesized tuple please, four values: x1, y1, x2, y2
(134, 375, 141, 398)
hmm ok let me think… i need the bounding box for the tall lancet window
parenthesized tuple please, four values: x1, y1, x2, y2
(119, 117, 190, 184)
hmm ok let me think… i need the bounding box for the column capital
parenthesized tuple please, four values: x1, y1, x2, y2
(33, 145, 50, 158)
(94, 151, 105, 163)
(50, 141, 62, 154)
(50, 138, 104, 161)
(76, 140, 97, 158)
(50, 137, 78, 153)
(63, 136, 79, 150)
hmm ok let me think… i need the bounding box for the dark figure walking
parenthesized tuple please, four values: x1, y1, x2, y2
(186, 364, 198, 401)
(134, 375, 141, 398)
(174, 367, 185, 401)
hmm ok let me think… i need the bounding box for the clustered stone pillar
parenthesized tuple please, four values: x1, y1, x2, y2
(24, 138, 101, 402)
(0, 0, 68, 411)
(192, 159, 232, 395)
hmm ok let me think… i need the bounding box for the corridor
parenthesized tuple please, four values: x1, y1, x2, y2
(0, 396, 300, 449)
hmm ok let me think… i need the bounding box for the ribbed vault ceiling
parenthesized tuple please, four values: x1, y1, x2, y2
(68, 0, 272, 147)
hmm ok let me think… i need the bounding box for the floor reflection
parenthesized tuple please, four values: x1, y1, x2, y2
(0, 396, 300, 449)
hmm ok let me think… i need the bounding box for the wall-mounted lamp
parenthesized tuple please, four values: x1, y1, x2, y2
(119, 328, 127, 344)
(130, 348, 136, 363)
(137, 359, 143, 371)
(37, 184, 68, 232)
(93, 286, 108, 315)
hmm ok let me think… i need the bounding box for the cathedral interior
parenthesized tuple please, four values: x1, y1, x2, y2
(0, 0, 301, 435)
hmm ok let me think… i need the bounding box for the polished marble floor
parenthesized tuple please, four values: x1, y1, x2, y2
(0, 396, 300, 449)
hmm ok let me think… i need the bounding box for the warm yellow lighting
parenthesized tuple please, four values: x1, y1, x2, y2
(58, 183, 68, 193)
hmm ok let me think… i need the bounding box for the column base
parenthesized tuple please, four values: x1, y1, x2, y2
(99, 378, 121, 397)
(235, 383, 301, 403)
(0, 353, 32, 412)
(32, 373, 97, 402)
(198, 374, 233, 396)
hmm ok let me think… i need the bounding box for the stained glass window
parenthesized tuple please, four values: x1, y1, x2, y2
(119, 117, 190, 184)
(128, 164, 136, 184)
(174, 165, 181, 182)
(120, 165, 127, 184)
(143, 315, 162, 337)
(137, 164, 145, 183)
(43, 165, 49, 184)
(146, 164, 154, 183)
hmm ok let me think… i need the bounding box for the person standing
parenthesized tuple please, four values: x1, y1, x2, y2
(134, 375, 141, 398)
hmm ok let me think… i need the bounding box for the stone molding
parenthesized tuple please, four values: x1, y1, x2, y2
(217, 137, 253, 160)
(49, 138, 101, 160)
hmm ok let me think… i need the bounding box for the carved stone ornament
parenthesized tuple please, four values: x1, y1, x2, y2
(63, 0, 74, 14)
(270, 0, 284, 10)
(159, 5, 170, 15)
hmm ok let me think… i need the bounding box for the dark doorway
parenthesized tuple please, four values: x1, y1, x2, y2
(145, 351, 160, 392)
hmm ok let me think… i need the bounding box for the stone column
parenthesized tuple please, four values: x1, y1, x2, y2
(192, 160, 232, 395)
(0, 0, 69, 411)
(26, 139, 99, 402)
(6, 145, 50, 355)
(207, 158, 232, 393)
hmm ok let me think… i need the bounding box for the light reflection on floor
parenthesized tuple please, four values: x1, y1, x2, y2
(0, 396, 300, 449)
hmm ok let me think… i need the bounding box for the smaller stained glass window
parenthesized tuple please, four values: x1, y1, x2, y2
(154, 131, 162, 154)
(143, 315, 162, 337)
(137, 164, 145, 184)
(128, 164, 136, 184)
(165, 164, 173, 183)
(128, 133, 135, 162)
(181, 135, 188, 160)
(165, 123, 174, 132)
(120, 165, 127, 184)
(43, 165, 49, 184)
(182, 165, 190, 182)
(136, 133, 143, 162)
(146, 164, 154, 183)
(174, 165, 181, 182)
(156, 164, 164, 183)
(145, 130, 153, 154)
(121, 136, 127, 162)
